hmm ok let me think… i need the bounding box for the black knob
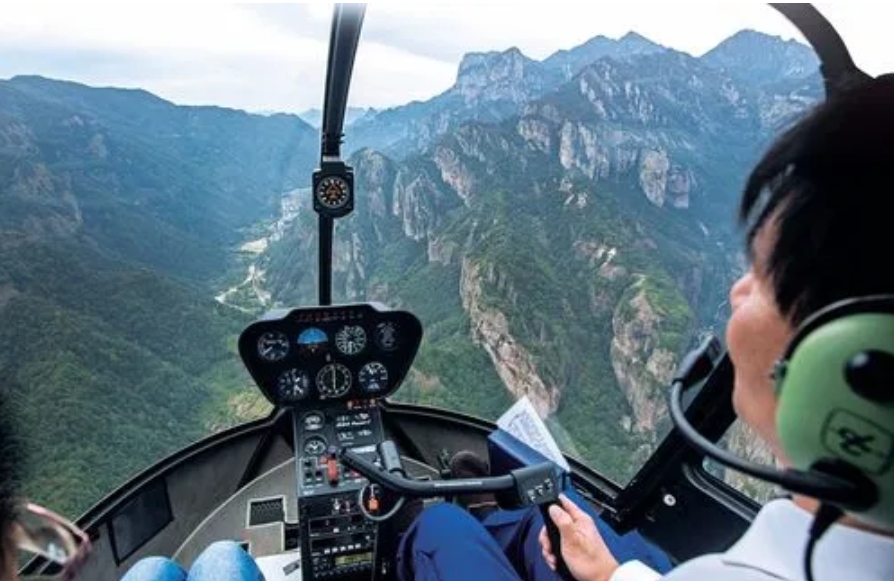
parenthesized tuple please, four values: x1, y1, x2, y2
(845, 350, 894, 403)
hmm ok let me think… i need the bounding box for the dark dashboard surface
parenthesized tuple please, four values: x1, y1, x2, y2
(238, 303, 423, 407)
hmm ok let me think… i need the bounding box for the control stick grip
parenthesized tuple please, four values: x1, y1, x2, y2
(541, 503, 574, 580)
(377, 440, 406, 476)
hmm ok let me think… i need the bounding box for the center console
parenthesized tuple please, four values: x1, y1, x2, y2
(295, 401, 386, 581)
(238, 303, 423, 581)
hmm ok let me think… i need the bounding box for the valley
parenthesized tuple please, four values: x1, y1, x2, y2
(215, 188, 307, 312)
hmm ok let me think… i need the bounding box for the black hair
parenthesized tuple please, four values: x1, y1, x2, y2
(740, 74, 894, 326)
(0, 387, 24, 573)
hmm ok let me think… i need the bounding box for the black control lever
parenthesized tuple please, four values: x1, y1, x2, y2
(540, 504, 574, 580)
(341, 448, 516, 496)
(377, 440, 407, 477)
(340, 446, 573, 579)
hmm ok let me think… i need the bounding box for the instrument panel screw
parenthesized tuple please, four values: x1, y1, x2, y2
(663, 493, 676, 507)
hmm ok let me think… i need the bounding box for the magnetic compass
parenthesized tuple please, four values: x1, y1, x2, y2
(316, 176, 350, 209)
(312, 163, 354, 218)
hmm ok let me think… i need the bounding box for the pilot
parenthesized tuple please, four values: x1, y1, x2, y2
(0, 386, 265, 581)
(396, 76, 894, 581)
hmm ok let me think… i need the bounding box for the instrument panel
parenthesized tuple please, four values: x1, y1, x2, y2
(238, 303, 422, 406)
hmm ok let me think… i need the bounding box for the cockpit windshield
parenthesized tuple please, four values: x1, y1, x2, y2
(1, 3, 890, 519)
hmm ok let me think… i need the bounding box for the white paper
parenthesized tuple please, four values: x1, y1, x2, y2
(496, 396, 570, 471)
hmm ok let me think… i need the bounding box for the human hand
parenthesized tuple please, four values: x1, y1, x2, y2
(538, 494, 620, 581)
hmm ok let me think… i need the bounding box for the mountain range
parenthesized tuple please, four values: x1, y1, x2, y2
(0, 28, 820, 513)
(260, 29, 820, 480)
(345, 29, 819, 159)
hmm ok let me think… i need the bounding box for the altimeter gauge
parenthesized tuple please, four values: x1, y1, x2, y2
(258, 331, 290, 362)
(335, 325, 367, 355)
(277, 368, 310, 402)
(358, 362, 388, 394)
(316, 363, 351, 399)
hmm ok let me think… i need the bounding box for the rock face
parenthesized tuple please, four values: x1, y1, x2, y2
(461, 258, 558, 418)
(433, 146, 476, 202)
(639, 149, 671, 206)
(718, 421, 779, 502)
(703, 29, 820, 86)
(610, 280, 679, 437)
(349, 31, 683, 158)
(455, 48, 551, 106)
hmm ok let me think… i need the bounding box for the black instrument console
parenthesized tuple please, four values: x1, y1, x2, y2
(239, 303, 422, 581)
(294, 400, 385, 580)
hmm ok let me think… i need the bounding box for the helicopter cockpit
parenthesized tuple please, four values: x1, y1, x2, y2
(238, 303, 417, 580)
(12, 3, 890, 581)
(236, 302, 567, 581)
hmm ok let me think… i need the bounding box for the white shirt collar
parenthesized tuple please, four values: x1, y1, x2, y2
(723, 499, 894, 581)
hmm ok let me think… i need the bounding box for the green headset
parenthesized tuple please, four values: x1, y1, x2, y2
(774, 295, 894, 531)
(667, 4, 894, 535)
(669, 295, 893, 527)
(668, 298, 893, 581)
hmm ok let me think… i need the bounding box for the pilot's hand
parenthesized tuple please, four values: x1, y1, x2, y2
(538, 493, 619, 581)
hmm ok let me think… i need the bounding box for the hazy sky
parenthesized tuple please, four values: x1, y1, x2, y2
(1, 2, 891, 114)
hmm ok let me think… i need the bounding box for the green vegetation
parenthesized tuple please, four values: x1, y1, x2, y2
(0, 76, 316, 516)
(0, 241, 256, 516)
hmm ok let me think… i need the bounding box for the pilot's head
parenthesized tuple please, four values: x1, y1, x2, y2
(725, 75, 894, 464)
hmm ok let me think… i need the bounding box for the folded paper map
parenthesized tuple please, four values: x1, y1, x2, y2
(496, 396, 570, 472)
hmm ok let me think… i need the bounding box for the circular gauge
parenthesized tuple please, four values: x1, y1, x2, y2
(315, 176, 350, 210)
(303, 435, 327, 456)
(302, 411, 324, 432)
(335, 325, 367, 355)
(316, 363, 352, 399)
(257, 330, 289, 362)
(374, 321, 398, 351)
(358, 362, 389, 394)
(277, 368, 310, 402)
(297, 327, 328, 356)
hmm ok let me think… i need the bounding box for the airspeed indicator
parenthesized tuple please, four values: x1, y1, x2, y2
(257, 331, 289, 362)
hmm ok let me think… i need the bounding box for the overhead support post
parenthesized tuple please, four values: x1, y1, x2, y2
(313, 3, 366, 306)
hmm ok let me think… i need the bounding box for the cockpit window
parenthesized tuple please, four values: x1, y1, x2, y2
(2, 3, 864, 518)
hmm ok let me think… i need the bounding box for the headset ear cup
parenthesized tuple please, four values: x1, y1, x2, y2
(775, 297, 894, 531)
